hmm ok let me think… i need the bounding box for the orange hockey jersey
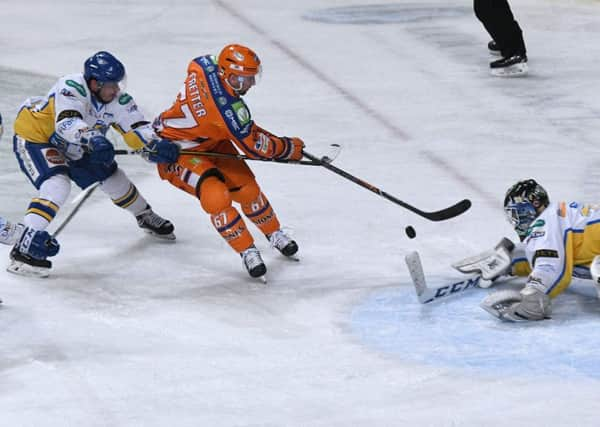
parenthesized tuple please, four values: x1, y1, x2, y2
(154, 55, 295, 160)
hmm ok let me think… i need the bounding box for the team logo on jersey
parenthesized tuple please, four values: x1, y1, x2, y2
(66, 79, 87, 97)
(43, 148, 66, 165)
(529, 230, 546, 239)
(60, 88, 75, 98)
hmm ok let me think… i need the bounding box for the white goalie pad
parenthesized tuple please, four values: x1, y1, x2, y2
(589, 255, 600, 299)
(452, 237, 515, 283)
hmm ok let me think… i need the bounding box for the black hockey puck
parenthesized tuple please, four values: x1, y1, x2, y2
(405, 226, 416, 239)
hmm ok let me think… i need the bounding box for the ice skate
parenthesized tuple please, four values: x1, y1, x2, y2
(6, 247, 52, 278)
(490, 54, 528, 77)
(268, 229, 299, 261)
(136, 205, 176, 240)
(241, 245, 267, 281)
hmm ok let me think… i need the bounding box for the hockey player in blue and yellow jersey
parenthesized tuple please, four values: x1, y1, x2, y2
(10, 51, 179, 277)
(479, 179, 600, 321)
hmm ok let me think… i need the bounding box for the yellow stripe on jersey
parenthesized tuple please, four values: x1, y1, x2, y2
(548, 231, 576, 298)
(559, 202, 567, 218)
(512, 259, 531, 277)
(121, 128, 146, 150)
(14, 95, 57, 143)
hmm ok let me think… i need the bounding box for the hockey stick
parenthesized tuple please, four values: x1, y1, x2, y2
(114, 148, 322, 166)
(52, 182, 100, 237)
(301, 150, 471, 221)
(405, 251, 484, 303)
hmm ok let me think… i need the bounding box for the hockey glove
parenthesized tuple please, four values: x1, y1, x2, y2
(143, 139, 180, 164)
(86, 135, 115, 164)
(50, 132, 85, 161)
(279, 137, 305, 161)
(17, 227, 60, 260)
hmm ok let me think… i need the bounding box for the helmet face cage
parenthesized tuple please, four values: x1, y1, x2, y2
(504, 200, 538, 237)
(503, 179, 549, 238)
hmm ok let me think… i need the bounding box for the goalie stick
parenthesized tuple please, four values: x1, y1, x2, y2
(405, 251, 485, 303)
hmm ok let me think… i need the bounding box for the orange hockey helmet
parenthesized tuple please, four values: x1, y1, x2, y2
(218, 44, 262, 95)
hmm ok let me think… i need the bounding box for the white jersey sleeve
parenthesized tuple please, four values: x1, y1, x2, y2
(523, 203, 566, 293)
(52, 74, 93, 143)
(110, 93, 147, 133)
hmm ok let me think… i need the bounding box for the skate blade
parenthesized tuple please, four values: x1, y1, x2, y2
(491, 63, 528, 77)
(142, 229, 176, 241)
(6, 260, 51, 278)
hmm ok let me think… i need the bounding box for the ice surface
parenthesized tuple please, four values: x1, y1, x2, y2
(2, 1, 600, 425)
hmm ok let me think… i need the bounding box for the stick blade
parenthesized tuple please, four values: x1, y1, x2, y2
(405, 251, 433, 303)
(422, 199, 471, 221)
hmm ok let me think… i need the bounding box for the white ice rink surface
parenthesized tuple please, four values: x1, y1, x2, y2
(2, 1, 600, 425)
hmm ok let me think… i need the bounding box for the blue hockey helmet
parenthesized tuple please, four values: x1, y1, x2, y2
(84, 51, 126, 85)
(503, 179, 549, 239)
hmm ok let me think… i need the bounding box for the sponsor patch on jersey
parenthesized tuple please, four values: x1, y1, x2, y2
(532, 249, 559, 267)
(529, 230, 546, 239)
(43, 148, 66, 165)
(232, 101, 251, 125)
(118, 94, 133, 105)
(66, 79, 87, 97)
(57, 110, 83, 122)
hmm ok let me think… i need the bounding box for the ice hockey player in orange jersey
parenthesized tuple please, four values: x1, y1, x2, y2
(147, 44, 304, 279)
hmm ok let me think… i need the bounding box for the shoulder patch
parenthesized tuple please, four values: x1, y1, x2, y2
(118, 93, 133, 105)
(65, 79, 87, 97)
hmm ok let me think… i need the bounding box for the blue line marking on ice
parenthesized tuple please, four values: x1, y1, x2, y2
(351, 279, 600, 379)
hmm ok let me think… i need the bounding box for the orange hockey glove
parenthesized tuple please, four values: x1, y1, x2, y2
(279, 137, 304, 161)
